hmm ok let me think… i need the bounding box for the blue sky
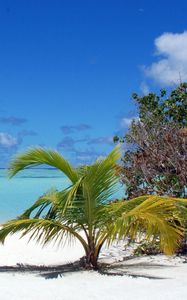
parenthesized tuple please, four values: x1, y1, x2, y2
(0, 0, 187, 166)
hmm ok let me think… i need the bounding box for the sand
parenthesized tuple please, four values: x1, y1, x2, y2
(0, 233, 187, 300)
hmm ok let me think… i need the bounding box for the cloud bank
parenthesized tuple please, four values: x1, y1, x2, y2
(144, 31, 187, 86)
(61, 124, 91, 134)
(0, 132, 18, 147)
(0, 116, 27, 126)
(57, 134, 113, 165)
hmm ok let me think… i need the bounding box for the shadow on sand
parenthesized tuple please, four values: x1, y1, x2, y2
(0, 256, 175, 280)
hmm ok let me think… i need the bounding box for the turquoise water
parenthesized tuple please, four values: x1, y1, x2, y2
(0, 169, 124, 222)
(0, 169, 71, 222)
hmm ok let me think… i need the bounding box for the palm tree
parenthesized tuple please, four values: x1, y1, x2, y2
(0, 146, 185, 269)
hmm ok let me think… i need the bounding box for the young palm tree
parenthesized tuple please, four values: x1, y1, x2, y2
(0, 146, 185, 269)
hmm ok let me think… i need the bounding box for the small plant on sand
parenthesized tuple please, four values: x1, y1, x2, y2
(133, 240, 161, 256)
(0, 147, 186, 269)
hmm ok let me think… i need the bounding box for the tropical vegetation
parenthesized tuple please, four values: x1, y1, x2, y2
(114, 83, 187, 199)
(0, 146, 186, 269)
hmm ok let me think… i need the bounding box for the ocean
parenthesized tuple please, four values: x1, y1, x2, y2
(0, 169, 124, 223)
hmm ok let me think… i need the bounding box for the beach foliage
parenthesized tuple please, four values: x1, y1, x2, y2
(114, 83, 187, 199)
(0, 147, 186, 269)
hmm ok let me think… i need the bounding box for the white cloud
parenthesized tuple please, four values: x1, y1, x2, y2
(140, 81, 149, 95)
(0, 132, 18, 147)
(144, 31, 187, 86)
(120, 117, 138, 128)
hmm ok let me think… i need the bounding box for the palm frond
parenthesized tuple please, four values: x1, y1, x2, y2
(19, 181, 85, 223)
(19, 189, 60, 219)
(83, 147, 120, 208)
(9, 148, 79, 183)
(106, 196, 185, 255)
(80, 146, 121, 231)
(0, 218, 88, 251)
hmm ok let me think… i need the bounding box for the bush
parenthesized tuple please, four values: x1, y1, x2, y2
(133, 240, 162, 256)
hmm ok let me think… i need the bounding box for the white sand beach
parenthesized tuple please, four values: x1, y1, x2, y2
(0, 233, 187, 300)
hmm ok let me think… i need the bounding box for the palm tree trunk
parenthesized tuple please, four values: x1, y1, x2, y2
(84, 239, 99, 269)
(85, 252, 98, 269)
(83, 234, 108, 269)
